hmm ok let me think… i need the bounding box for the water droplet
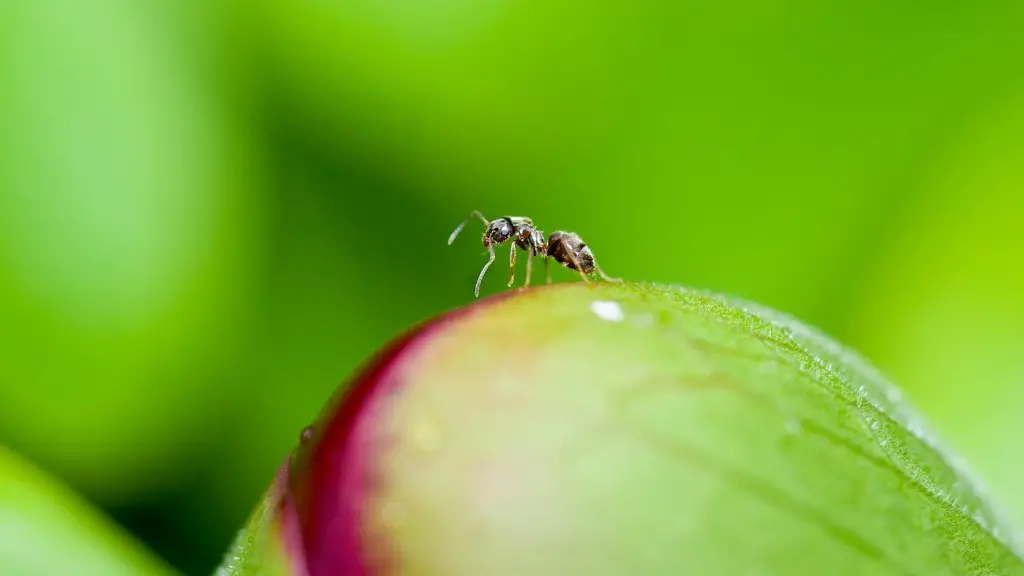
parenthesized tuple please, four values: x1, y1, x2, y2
(299, 426, 315, 444)
(590, 300, 624, 322)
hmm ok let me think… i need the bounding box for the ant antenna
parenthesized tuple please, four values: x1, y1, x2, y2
(448, 210, 490, 245)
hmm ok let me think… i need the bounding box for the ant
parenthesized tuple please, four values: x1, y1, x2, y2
(447, 210, 619, 297)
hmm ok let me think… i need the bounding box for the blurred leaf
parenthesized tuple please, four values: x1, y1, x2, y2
(0, 446, 176, 576)
(227, 283, 1024, 575)
(0, 0, 264, 499)
(249, 0, 1024, 325)
(850, 88, 1024, 526)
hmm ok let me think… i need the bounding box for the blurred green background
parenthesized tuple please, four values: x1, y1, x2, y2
(2, 0, 1023, 573)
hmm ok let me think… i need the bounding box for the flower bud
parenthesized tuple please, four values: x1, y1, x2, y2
(221, 284, 1023, 576)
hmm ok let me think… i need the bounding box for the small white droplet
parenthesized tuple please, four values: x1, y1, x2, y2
(591, 300, 624, 322)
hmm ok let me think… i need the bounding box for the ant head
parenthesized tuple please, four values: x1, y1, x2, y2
(483, 218, 513, 246)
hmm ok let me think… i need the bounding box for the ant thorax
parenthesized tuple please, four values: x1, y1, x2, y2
(515, 225, 546, 255)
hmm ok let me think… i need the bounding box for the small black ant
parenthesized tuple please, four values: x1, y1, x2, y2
(448, 210, 619, 297)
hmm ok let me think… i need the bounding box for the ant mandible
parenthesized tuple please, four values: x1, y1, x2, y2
(447, 210, 619, 297)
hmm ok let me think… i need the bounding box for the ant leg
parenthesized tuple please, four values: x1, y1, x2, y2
(448, 210, 489, 245)
(507, 243, 517, 287)
(595, 264, 621, 283)
(545, 256, 552, 284)
(524, 251, 534, 288)
(474, 244, 496, 298)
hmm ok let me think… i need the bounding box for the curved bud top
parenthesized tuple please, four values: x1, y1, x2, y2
(221, 283, 1024, 576)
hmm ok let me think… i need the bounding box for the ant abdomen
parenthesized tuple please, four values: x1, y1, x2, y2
(547, 231, 595, 274)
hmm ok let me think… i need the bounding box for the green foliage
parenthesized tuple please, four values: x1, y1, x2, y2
(3, 0, 1024, 570)
(0, 446, 176, 576)
(0, 0, 261, 503)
